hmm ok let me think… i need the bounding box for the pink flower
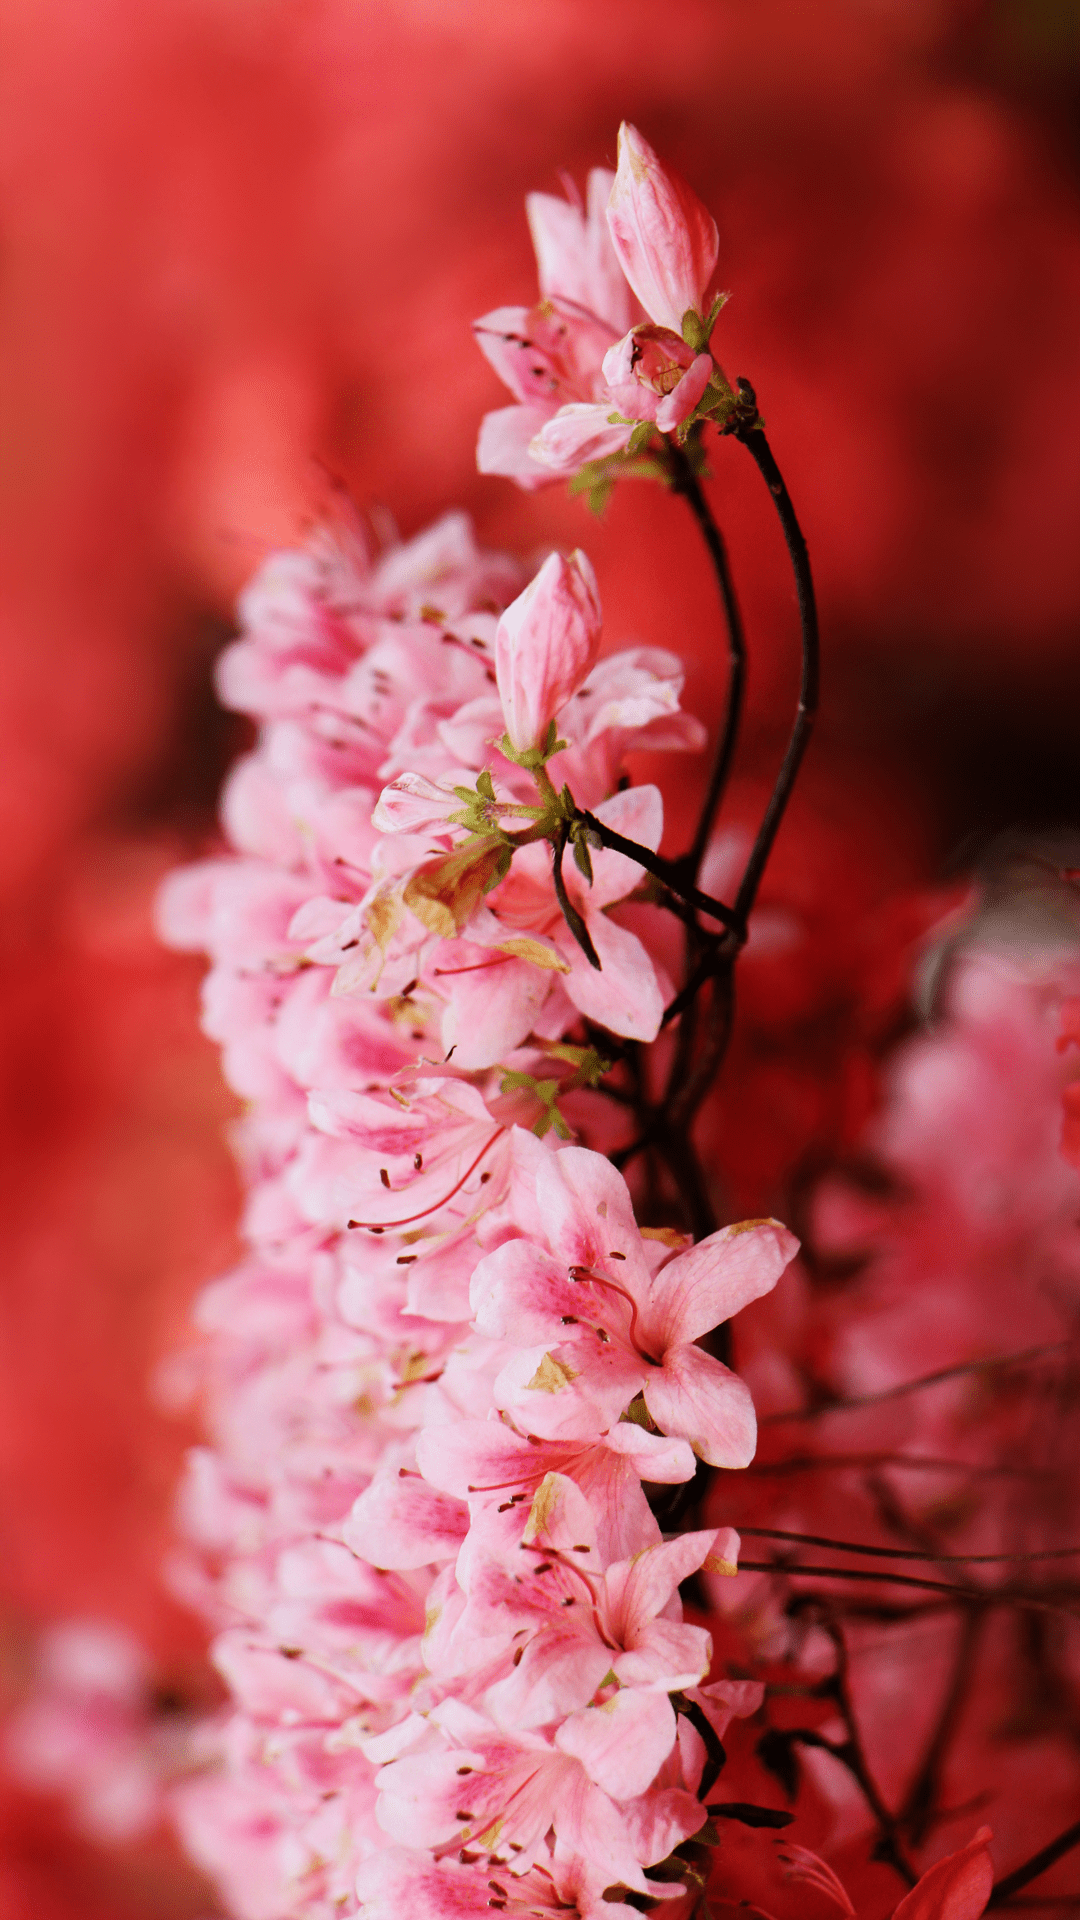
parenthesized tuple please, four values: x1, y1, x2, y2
(891, 1828, 993, 1920)
(471, 1149, 797, 1463)
(495, 550, 602, 755)
(475, 134, 727, 484)
(372, 1704, 702, 1892)
(433, 785, 669, 1064)
(602, 324, 714, 435)
(527, 169, 636, 337)
(606, 123, 720, 334)
(354, 1846, 622, 1920)
(474, 168, 638, 490)
(454, 1477, 732, 1737)
(415, 1413, 695, 1563)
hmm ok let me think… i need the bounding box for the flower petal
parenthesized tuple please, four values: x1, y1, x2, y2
(642, 1343, 758, 1468)
(556, 1687, 676, 1800)
(645, 1218, 799, 1349)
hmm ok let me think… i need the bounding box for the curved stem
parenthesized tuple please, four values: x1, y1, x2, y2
(732, 404, 819, 926)
(666, 444, 747, 874)
(551, 823, 600, 969)
(989, 1822, 1080, 1906)
(573, 808, 740, 930)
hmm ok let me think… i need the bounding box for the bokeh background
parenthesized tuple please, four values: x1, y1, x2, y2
(2, 0, 1080, 1910)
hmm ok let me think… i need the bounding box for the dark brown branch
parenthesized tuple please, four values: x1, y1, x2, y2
(900, 1609, 983, 1843)
(665, 443, 747, 875)
(989, 1821, 1080, 1906)
(745, 1452, 1054, 1480)
(760, 1343, 1070, 1425)
(797, 1617, 917, 1886)
(738, 1561, 1080, 1616)
(574, 808, 740, 931)
(551, 823, 600, 969)
(739, 1527, 1080, 1566)
(730, 398, 819, 926)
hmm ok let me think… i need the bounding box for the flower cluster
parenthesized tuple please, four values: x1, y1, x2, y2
(5, 117, 1026, 1920)
(156, 506, 801, 1918)
(475, 123, 737, 490)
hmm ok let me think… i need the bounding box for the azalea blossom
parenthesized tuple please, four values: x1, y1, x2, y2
(606, 121, 719, 335)
(475, 123, 729, 486)
(495, 549, 602, 755)
(471, 1147, 797, 1463)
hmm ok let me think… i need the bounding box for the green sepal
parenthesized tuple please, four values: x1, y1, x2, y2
(497, 723, 568, 772)
(681, 293, 729, 352)
(498, 1069, 573, 1140)
(571, 831, 594, 885)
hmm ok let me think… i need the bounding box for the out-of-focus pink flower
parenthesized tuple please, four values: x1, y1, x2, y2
(495, 550, 602, 754)
(606, 122, 719, 334)
(891, 1829, 994, 1920)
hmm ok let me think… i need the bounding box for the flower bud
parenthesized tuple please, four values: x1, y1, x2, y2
(602, 325, 714, 434)
(606, 122, 719, 334)
(495, 549, 602, 755)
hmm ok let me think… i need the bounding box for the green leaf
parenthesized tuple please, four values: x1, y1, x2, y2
(571, 832, 594, 885)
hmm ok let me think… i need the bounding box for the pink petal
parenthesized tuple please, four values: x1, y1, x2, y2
(522, 1470, 601, 1563)
(536, 1145, 649, 1281)
(473, 305, 562, 404)
(440, 949, 553, 1070)
(562, 909, 665, 1043)
(604, 1528, 721, 1644)
(613, 1618, 712, 1691)
(529, 403, 632, 474)
(342, 1470, 468, 1571)
(892, 1829, 994, 1920)
(619, 1785, 708, 1866)
(646, 1218, 799, 1349)
(600, 1421, 696, 1485)
(493, 1339, 646, 1442)
(414, 1420, 550, 1498)
(485, 1626, 613, 1730)
(654, 351, 714, 432)
(470, 1239, 581, 1341)
(495, 550, 602, 753)
(354, 1851, 508, 1920)
(642, 1343, 758, 1468)
(476, 404, 559, 488)
(526, 168, 634, 335)
(556, 1687, 677, 1800)
(606, 123, 719, 333)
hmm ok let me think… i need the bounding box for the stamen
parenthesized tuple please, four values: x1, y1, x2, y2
(567, 1264, 658, 1362)
(348, 1132, 503, 1229)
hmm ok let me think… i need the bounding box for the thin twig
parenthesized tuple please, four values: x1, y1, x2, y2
(810, 1617, 917, 1885)
(989, 1821, 1080, 1906)
(551, 822, 600, 968)
(574, 808, 739, 930)
(760, 1343, 1070, 1425)
(665, 443, 747, 875)
(900, 1609, 983, 1843)
(739, 1527, 1080, 1566)
(745, 1451, 1055, 1479)
(738, 1561, 1080, 1616)
(730, 398, 819, 926)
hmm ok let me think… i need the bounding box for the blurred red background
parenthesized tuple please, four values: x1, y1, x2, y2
(2, 0, 1080, 1910)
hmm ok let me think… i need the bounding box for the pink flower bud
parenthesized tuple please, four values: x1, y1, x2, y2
(602, 325, 714, 433)
(495, 549, 602, 754)
(606, 122, 719, 334)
